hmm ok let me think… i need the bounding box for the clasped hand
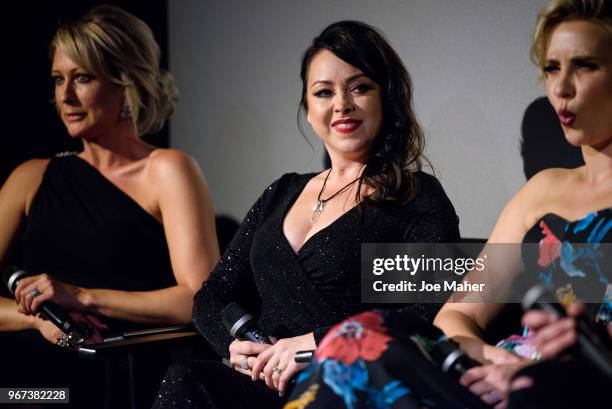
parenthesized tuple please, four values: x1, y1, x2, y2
(229, 333, 316, 396)
(14, 273, 86, 314)
(14, 273, 106, 345)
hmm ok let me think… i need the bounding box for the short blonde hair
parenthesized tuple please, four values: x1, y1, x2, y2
(51, 5, 178, 136)
(531, 0, 612, 76)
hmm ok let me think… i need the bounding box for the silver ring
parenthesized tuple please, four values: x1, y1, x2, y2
(273, 367, 284, 375)
(30, 287, 42, 298)
(239, 356, 250, 370)
(487, 391, 502, 403)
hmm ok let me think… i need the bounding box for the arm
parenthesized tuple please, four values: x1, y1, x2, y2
(0, 160, 47, 332)
(193, 175, 287, 357)
(434, 173, 545, 364)
(16, 150, 220, 325)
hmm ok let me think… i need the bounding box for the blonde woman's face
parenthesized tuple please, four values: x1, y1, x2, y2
(51, 48, 124, 140)
(544, 20, 612, 148)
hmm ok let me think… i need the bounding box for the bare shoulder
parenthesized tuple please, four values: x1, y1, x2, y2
(146, 149, 206, 182)
(525, 167, 572, 191)
(144, 149, 210, 205)
(489, 168, 573, 242)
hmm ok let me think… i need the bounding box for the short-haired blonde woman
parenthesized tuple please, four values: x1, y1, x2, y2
(0, 5, 219, 401)
(435, 0, 612, 407)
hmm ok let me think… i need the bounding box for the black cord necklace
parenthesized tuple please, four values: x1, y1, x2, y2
(311, 169, 362, 224)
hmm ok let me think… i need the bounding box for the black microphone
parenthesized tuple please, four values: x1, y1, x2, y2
(3, 266, 92, 347)
(220, 302, 270, 344)
(522, 284, 612, 381)
(429, 337, 479, 380)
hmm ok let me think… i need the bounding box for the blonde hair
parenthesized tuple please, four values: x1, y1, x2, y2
(531, 0, 612, 76)
(51, 5, 178, 136)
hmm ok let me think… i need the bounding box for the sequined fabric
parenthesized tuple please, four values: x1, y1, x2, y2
(153, 171, 460, 409)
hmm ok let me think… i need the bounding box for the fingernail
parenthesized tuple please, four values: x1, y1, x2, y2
(278, 392, 282, 397)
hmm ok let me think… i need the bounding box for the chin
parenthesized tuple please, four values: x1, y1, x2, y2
(562, 128, 586, 147)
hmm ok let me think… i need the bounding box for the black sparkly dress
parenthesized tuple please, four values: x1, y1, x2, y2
(153, 171, 460, 409)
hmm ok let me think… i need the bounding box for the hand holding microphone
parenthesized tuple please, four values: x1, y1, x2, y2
(3, 266, 103, 348)
(221, 302, 272, 375)
(522, 284, 612, 381)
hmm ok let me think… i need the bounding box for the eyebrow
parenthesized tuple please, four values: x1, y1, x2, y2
(310, 73, 369, 87)
(545, 55, 600, 64)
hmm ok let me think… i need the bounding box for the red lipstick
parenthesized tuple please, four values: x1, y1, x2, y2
(331, 118, 363, 134)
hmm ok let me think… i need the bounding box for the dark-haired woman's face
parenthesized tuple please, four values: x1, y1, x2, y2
(306, 50, 382, 161)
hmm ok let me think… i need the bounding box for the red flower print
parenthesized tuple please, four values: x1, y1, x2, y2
(316, 311, 392, 365)
(538, 221, 561, 267)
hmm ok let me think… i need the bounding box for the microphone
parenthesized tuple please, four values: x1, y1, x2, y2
(522, 284, 612, 381)
(3, 266, 92, 347)
(220, 302, 270, 344)
(429, 337, 479, 380)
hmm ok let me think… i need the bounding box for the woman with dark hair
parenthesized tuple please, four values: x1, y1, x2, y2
(154, 20, 459, 409)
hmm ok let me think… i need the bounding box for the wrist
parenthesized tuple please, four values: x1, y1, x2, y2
(77, 288, 95, 312)
(303, 332, 317, 349)
(29, 315, 43, 330)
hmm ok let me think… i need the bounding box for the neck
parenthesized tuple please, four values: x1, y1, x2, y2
(80, 124, 152, 169)
(327, 154, 367, 181)
(580, 139, 612, 185)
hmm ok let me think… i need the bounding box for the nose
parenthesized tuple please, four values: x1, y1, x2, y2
(333, 91, 355, 114)
(552, 69, 575, 100)
(57, 80, 77, 105)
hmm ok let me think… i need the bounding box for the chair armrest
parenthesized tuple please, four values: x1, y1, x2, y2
(78, 325, 199, 359)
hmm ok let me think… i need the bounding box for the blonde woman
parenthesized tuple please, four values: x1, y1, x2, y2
(0, 5, 219, 399)
(435, 1, 612, 407)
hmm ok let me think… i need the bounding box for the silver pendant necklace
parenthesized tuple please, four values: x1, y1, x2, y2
(311, 169, 362, 224)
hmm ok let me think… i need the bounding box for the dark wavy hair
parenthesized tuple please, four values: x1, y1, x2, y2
(299, 20, 429, 204)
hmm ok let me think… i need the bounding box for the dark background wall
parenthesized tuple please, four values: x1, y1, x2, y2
(0, 0, 169, 186)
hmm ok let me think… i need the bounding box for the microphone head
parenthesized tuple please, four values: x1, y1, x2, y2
(521, 284, 565, 317)
(430, 338, 477, 379)
(220, 302, 254, 338)
(521, 284, 548, 311)
(2, 266, 29, 295)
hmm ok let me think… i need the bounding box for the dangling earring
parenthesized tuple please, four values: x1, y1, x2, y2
(120, 102, 132, 120)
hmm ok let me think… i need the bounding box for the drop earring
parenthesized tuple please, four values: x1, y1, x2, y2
(120, 103, 132, 119)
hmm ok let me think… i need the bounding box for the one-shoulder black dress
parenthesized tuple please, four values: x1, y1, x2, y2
(1, 154, 176, 405)
(153, 171, 460, 409)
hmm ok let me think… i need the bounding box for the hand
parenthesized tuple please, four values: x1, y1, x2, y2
(522, 303, 584, 359)
(482, 344, 523, 365)
(250, 333, 316, 396)
(460, 361, 531, 409)
(34, 312, 108, 346)
(14, 274, 86, 315)
(228, 339, 272, 377)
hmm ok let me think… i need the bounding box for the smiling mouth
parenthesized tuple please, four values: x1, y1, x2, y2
(332, 119, 363, 134)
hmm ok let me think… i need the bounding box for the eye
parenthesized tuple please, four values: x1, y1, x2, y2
(351, 83, 373, 94)
(313, 88, 332, 98)
(75, 74, 94, 83)
(576, 61, 598, 71)
(542, 64, 559, 77)
(52, 75, 64, 86)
